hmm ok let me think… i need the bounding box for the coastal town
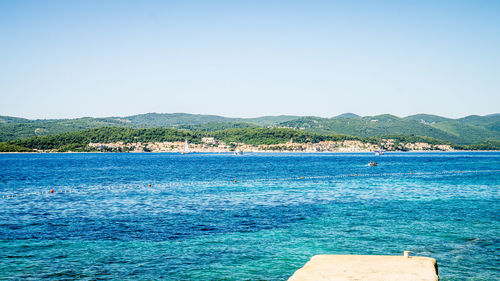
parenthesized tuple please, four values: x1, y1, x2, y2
(86, 137, 454, 153)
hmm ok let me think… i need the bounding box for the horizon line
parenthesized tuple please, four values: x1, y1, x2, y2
(2, 112, 499, 121)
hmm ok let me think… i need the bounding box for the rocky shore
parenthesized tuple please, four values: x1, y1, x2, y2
(85, 138, 453, 153)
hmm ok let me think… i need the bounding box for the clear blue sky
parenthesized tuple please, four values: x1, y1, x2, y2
(1, 0, 499, 119)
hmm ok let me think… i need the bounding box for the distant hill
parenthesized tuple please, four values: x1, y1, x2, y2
(5, 126, 499, 152)
(177, 122, 260, 131)
(118, 113, 299, 127)
(0, 117, 130, 142)
(242, 115, 300, 125)
(0, 116, 30, 124)
(404, 114, 500, 144)
(280, 114, 500, 145)
(8, 127, 368, 151)
(0, 113, 298, 141)
(0, 113, 498, 145)
(332, 113, 360, 119)
(404, 114, 452, 124)
(122, 113, 233, 127)
(280, 115, 466, 144)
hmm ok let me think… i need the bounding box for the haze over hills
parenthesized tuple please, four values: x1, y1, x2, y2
(0, 113, 499, 145)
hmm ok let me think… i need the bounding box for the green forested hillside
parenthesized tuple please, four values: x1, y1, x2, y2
(0, 117, 130, 142)
(280, 115, 467, 144)
(404, 114, 452, 124)
(431, 121, 497, 144)
(11, 127, 199, 150)
(280, 113, 500, 145)
(177, 122, 260, 131)
(464, 139, 500, 150)
(0, 142, 33, 152)
(209, 128, 368, 145)
(0, 116, 30, 124)
(123, 113, 234, 127)
(122, 113, 299, 127)
(242, 115, 300, 125)
(405, 114, 500, 144)
(7, 127, 369, 151)
(0, 113, 498, 145)
(3, 126, 498, 152)
(332, 113, 361, 119)
(457, 115, 500, 132)
(0, 113, 298, 141)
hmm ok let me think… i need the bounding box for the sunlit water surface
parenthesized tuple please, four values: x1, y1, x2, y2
(0, 152, 499, 280)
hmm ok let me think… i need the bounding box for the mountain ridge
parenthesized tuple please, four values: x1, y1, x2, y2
(0, 113, 498, 145)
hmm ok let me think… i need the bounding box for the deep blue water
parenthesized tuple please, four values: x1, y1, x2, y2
(0, 152, 499, 280)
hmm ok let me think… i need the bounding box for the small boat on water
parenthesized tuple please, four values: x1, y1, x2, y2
(180, 140, 190, 154)
(374, 150, 385, 156)
(234, 149, 243, 155)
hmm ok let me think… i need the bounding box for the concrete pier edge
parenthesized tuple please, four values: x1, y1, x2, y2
(288, 254, 439, 281)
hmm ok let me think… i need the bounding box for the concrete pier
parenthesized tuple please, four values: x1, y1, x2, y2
(288, 254, 438, 281)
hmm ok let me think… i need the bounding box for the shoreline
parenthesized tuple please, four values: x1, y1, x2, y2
(1, 150, 499, 154)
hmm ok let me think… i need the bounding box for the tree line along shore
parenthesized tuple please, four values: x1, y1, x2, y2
(0, 127, 498, 153)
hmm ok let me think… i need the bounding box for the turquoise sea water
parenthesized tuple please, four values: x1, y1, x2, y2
(0, 152, 498, 280)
